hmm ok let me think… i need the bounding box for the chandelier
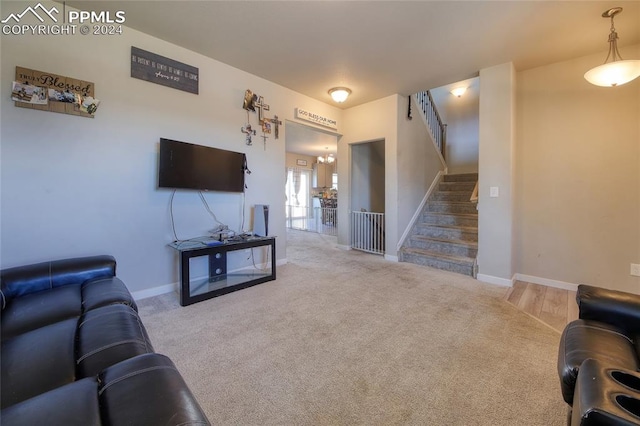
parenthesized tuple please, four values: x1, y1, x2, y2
(317, 153, 335, 164)
(318, 147, 335, 164)
(584, 7, 640, 87)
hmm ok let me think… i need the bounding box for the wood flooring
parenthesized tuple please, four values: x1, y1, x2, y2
(504, 281, 578, 333)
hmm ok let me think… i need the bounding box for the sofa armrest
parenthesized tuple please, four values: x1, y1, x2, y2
(99, 353, 211, 425)
(1, 255, 116, 305)
(577, 284, 640, 334)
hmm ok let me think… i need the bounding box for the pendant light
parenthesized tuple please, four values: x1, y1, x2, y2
(584, 7, 640, 87)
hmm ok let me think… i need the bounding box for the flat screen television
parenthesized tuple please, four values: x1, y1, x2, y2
(158, 138, 246, 193)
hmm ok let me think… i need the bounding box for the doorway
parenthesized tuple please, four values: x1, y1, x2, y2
(284, 121, 340, 240)
(350, 140, 385, 254)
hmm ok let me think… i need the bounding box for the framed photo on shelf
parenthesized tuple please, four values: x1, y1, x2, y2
(296, 159, 307, 166)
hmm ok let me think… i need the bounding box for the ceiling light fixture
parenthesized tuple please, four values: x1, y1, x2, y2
(317, 147, 335, 164)
(584, 7, 640, 87)
(450, 87, 467, 97)
(329, 87, 351, 103)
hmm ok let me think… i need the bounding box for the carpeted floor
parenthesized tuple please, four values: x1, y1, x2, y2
(138, 229, 567, 425)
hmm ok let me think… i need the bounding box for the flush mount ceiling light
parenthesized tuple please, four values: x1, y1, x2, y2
(450, 87, 467, 97)
(584, 7, 640, 87)
(328, 87, 351, 103)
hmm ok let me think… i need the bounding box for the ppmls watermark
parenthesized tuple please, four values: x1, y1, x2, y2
(1, 2, 125, 36)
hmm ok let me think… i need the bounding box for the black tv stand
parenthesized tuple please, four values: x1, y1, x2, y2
(168, 236, 276, 306)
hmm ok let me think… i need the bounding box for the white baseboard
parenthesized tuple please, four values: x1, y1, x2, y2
(513, 273, 579, 292)
(132, 282, 177, 301)
(476, 273, 514, 287)
(337, 244, 351, 251)
(384, 254, 398, 262)
(277, 258, 288, 266)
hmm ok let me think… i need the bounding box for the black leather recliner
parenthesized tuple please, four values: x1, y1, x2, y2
(558, 285, 640, 425)
(1, 255, 210, 425)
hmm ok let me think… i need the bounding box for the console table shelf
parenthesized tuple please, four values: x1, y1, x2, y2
(169, 236, 276, 306)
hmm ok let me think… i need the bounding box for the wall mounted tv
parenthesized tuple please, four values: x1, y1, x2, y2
(158, 138, 246, 193)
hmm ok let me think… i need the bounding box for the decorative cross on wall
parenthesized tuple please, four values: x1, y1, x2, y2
(260, 133, 268, 151)
(270, 115, 282, 139)
(254, 96, 270, 121)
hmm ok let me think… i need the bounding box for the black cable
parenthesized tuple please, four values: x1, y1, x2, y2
(198, 191, 225, 226)
(170, 189, 179, 241)
(241, 190, 246, 232)
(250, 246, 270, 271)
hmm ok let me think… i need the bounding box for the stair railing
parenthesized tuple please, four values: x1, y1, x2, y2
(416, 90, 447, 158)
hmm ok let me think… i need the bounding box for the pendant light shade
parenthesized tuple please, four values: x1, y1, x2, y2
(584, 7, 640, 87)
(584, 60, 640, 87)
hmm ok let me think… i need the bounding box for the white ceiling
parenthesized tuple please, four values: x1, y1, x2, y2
(64, 0, 640, 155)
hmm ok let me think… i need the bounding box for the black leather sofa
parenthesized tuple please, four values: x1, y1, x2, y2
(558, 284, 640, 425)
(1, 255, 210, 425)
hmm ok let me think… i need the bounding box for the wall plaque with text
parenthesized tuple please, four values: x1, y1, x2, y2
(131, 46, 199, 94)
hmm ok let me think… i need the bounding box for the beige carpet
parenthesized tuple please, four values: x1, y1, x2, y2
(138, 230, 567, 425)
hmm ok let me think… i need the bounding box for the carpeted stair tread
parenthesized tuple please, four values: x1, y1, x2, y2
(410, 235, 478, 248)
(424, 212, 478, 219)
(401, 247, 475, 265)
(419, 223, 478, 232)
(428, 200, 477, 206)
(443, 173, 479, 182)
(401, 174, 479, 276)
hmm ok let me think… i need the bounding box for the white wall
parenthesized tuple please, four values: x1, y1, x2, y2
(351, 140, 385, 213)
(515, 45, 640, 293)
(339, 95, 398, 252)
(477, 63, 516, 286)
(0, 1, 342, 295)
(397, 95, 445, 244)
(340, 94, 444, 258)
(430, 78, 479, 174)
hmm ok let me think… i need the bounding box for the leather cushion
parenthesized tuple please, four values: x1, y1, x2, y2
(1, 255, 115, 302)
(0, 378, 100, 426)
(558, 319, 638, 405)
(2, 276, 136, 341)
(1, 318, 77, 408)
(82, 276, 137, 312)
(77, 304, 154, 378)
(98, 353, 210, 425)
(578, 284, 640, 336)
(1, 285, 81, 340)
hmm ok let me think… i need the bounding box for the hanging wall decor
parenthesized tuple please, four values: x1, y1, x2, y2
(131, 46, 199, 94)
(270, 115, 282, 139)
(12, 66, 98, 118)
(240, 89, 282, 147)
(241, 122, 256, 146)
(242, 89, 257, 111)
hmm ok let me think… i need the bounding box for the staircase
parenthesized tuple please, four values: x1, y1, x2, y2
(399, 173, 478, 276)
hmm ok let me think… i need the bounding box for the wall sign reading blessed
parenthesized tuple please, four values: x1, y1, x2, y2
(13, 66, 96, 118)
(131, 46, 199, 94)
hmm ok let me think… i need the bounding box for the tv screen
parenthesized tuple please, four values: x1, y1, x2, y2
(158, 138, 246, 193)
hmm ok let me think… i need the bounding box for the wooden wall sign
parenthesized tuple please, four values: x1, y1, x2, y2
(131, 46, 199, 94)
(13, 67, 96, 118)
(295, 108, 338, 130)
